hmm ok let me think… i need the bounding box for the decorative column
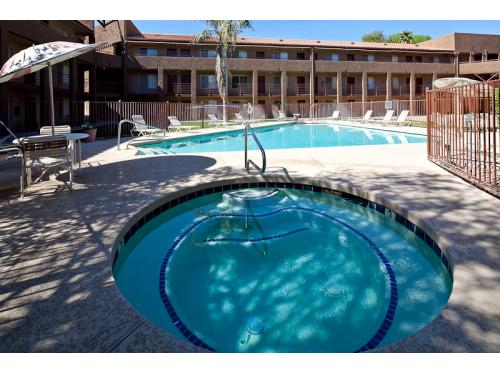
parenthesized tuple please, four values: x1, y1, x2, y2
(386, 72, 392, 102)
(252, 70, 258, 107)
(336, 71, 342, 104)
(362, 71, 368, 112)
(281, 70, 287, 109)
(157, 67, 165, 101)
(409, 72, 416, 115)
(310, 48, 315, 107)
(190, 69, 197, 104)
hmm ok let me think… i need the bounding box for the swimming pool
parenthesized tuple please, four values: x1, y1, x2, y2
(113, 182, 452, 353)
(136, 123, 426, 155)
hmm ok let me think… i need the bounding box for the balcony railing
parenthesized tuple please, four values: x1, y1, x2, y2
(345, 84, 362, 96)
(393, 84, 427, 96)
(128, 83, 159, 95)
(367, 84, 387, 96)
(198, 87, 219, 96)
(229, 83, 252, 96)
(258, 84, 281, 96)
(288, 84, 309, 96)
(316, 84, 337, 96)
(171, 83, 192, 96)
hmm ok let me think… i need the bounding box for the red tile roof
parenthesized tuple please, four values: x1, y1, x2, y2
(127, 33, 454, 52)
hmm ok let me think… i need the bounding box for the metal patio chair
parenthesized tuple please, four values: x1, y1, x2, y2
(19, 135, 73, 199)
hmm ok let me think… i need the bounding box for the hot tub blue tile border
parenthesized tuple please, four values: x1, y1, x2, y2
(116, 181, 454, 352)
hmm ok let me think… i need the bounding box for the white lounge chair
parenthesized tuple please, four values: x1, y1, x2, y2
(235, 113, 245, 123)
(331, 110, 340, 120)
(278, 110, 287, 120)
(130, 115, 166, 137)
(40, 125, 71, 135)
(167, 116, 198, 132)
(207, 114, 224, 128)
(393, 110, 410, 126)
(372, 110, 394, 125)
(358, 110, 373, 123)
(19, 135, 73, 199)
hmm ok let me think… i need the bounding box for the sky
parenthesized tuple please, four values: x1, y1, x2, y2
(132, 20, 500, 41)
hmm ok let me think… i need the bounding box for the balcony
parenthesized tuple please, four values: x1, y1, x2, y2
(128, 83, 159, 95)
(367, 84, 386, 96)
(345, 84, 362, 96)
(198, 87, 219, 96)
(228, 83, 252, 96)
(170, 83, 192, 97)
(288, 84, 309, 96)
(316, 84, 337, 96)
(258, 84, 281, 96)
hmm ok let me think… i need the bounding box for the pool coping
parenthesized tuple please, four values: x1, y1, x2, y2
(110, 175, 454, 353)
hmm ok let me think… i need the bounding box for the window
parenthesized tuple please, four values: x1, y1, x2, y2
(139, 73, 157, 89)
(180, 49, 190, 57)
(415, 56, 422, 63)
(200, 75, 217, 89)
(200, 50, 217, 57)
(347, 54, 355, 61)
(296, 52, 306, 60)
(256, 51, 265, 59)
(392, 55, 398, 62)
(138, 48, 158, 56)
(324, 76, 336, 87)
(232, 75, 248, 88)
(231, 50, 248, 58)
(405, 56, 413, 62)
(392, 77, 400, 91)
(272, 52, 288, 60)
(62, 64, 70, 85)
(273, 76, 281, 85)
(368, 76, 376, 90)
(433, 56, 440, 63)
(362, 55, 375, 62)
(324, 53, 339, 61)
(167, 49, 177, 57)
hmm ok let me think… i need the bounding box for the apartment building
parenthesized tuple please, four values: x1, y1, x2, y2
(94, 20, 458, 116)
(0, 21, 97, 132)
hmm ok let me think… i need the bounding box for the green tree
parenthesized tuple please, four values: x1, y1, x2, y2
(195, 20, 252, 125)
(413, 34, 432, 43)
(399, 30, 414, 44)
(362, 30, 386, 43)
(386, 33, 402, 43)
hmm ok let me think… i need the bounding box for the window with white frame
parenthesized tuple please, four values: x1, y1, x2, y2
(138, 48, 158, 56)
(272, 52, 288, 60)
(200, 50, 217, 58)
(392, 55, 399, 63)
(367, 55, 375, 62)
(231, 50, 248, 58)
(200, 75, 217, 89)
(326, 53, 340, 61)
(139, 73, 157, 89)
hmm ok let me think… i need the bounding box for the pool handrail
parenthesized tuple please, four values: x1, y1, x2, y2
(244, 122, 266, 174)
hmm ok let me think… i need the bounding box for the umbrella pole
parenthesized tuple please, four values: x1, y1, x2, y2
(47, 63, 55, 135)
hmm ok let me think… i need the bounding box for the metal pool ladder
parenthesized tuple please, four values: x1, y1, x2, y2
(244, 122, 266, 174)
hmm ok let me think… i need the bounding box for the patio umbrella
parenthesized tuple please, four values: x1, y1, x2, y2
(432, 77, 480, 89)
(0, 41, 108, 135)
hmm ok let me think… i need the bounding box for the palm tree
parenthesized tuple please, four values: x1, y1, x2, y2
(399, 30, 414, 44)
(195, 21, 252, 125)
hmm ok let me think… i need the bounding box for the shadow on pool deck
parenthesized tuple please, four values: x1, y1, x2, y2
(0, 146, 500, 352)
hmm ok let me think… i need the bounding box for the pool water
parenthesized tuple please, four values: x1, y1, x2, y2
(136, 123, 426, 155)
(113, 188, 452, 353)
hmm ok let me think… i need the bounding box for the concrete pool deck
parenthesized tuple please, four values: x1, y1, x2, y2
(0, 122, 499, 352)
